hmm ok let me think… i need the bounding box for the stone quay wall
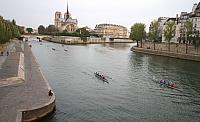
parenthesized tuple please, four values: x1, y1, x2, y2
(0, 41, 56, 122)
(47, 36, 105, 44)
(43, 36, 133, 45)
(132, 42, 200, 61)
(19, 96, 56, 122)
(16, 42, 56, 122)
(18, 52, 25, 80)
(138, 42, 200, 55)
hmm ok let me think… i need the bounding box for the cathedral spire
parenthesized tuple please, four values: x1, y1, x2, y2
(67, 2, 69, 14)
(66, 2, 70, 19)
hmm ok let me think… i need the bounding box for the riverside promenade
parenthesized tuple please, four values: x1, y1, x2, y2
(0, 41, 55, 122)
(131, 42, 200, 62)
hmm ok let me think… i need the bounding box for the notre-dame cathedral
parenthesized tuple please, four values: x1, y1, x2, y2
(54, 3, 78, 32)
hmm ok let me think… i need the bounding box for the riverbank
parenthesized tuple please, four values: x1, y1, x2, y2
(0, 40, 56, 122)
(132, 46, 200, 62)
(42, 36, 133, 45)
(47, 39, 134, 45)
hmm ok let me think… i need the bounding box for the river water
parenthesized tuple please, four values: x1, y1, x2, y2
(31, 40, 200, 122)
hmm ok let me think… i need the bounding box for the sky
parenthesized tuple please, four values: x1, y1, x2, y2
(0, 0, 199, 31)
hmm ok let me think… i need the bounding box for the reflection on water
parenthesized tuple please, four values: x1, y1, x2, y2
(31, 40, 200, 122)
(102, 43, 132, 50)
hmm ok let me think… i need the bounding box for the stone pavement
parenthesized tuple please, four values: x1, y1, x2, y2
(0, 41, 20, 80)
(0, 41, 53, 122)
(0, 42, 15, 69)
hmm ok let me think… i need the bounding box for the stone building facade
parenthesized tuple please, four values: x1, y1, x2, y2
(94, 24, 128, 38)
(54, 3, 78, 32)
(150, 2, 200, 43)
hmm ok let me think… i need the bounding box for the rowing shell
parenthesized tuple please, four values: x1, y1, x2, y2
(94, 73, 109, 83)
(153, 80, 183, 92)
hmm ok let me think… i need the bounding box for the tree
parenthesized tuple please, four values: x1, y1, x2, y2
(185, 20, 193, 54)
(149, 20, 159, 50)
(38, 25, 45, 34)
(18, 26, 25, 34)
(11, 19, 20, 38)
(0, 16, 20, 44)
(46, 25, 57, 33)
(26, 28, 33, 34)
(130, 23, 146, 47)
(76, 27, 90, 37)
(164, 21, 175, 51)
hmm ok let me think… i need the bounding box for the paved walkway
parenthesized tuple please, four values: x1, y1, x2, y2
(0, 41, 20, 79)
(0, 41, 52, 122)
(0, 42, 15, 69)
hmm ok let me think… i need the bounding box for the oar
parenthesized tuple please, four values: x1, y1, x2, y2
(105, 76, 112, 79)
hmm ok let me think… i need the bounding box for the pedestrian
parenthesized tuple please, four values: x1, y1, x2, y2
(48, 90, 53, 96)
(7, 51, 9, 56)
(1, 51, 3, 56)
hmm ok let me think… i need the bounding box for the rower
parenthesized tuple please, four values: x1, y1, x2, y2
(171, 83, 176, 88)
(167, 82, 170, 86)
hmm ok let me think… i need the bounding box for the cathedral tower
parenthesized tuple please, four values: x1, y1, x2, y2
(55, 12, 62, 28)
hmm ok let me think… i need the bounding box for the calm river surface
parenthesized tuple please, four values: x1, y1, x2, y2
(31, 40, 200, 122)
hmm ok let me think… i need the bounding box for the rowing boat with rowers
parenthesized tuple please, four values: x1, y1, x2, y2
(152, 76, 183, 92)
(158, 80, 176, 89)
(94, 72, 109, 83)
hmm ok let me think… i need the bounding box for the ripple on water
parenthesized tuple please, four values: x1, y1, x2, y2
(31, 41, 200, 122)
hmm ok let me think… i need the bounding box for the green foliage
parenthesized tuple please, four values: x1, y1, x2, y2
(130, 23, 146, 47)
(46, 25, 57, 33)
(26, 28, 33, 34)
(76, 28, 90, 37)
(0, 16, 20, 44)
(184, 20, 193, 54)
(164, 21, 175, 42)
(184, 21, 200, 51)
(18, 26, 25, 34)
(185, 20, 193, 36)
(164, 21, 175, 51)
(149, 20, 159, 42)
(38, 25, 45, 34)
(39, 27, 91, 38)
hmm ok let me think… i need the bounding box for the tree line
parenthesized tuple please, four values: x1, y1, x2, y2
(0, 16, 22, 44)
(37, 25, 98, 37)
(129, 20, 200, 53)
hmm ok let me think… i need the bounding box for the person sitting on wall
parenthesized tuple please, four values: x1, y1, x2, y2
(48, 90, 53, 96)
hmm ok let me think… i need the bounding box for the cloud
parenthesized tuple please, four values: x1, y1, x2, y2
(0, 0, 199, 30)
